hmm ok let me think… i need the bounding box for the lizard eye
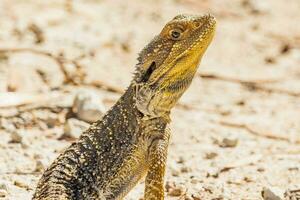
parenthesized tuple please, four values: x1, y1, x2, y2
(170, 29, 183, 40)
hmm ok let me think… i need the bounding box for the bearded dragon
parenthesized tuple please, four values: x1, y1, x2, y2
(33, 14, 216, 200)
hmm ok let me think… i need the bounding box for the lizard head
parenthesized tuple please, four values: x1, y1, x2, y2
(133, 14, 216, 119)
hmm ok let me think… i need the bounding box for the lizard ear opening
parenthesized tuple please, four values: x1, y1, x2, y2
(141, 61, 156, 83)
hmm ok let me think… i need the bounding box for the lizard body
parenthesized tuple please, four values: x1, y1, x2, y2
(33, 14, 216, 200)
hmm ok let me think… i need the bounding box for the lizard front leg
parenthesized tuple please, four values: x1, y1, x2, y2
(144, 130, 170, 200)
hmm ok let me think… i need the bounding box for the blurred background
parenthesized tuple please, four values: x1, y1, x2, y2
(0, 0, 300, 199)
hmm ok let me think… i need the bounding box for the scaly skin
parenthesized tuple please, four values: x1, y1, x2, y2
(33, 14, 216, 200)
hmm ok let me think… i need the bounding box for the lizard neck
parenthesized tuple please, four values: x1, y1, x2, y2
(124, 83, 171, 123)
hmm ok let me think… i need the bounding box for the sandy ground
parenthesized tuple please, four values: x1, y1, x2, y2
(0, 0, 300, 199)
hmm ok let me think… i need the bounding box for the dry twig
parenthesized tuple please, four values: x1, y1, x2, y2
(0, 47, 72, 83)
(0, 47, 131, 94)
(198, 72, 282, 85)
(198, 72, 300, 97)
(218, 120, 300, 144)
(1, 171, 41, 175)
(87, 80, 124, 94)
(220, 154, 263, 173)
(0, 92, 61, 108)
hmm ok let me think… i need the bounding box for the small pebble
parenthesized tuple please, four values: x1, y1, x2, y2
(177, 156, 185, 164)
(171, 168, 180, 177)
(9, 131, 22, 143)
(241, 0, 269, 14)
(0, 189, 7, 198)
(257, 167, 265, 172)
(206, 168, 219, 178)
(180, 166, 191, 173)
(72, 90, 105, 123)
(191, 193, 202, 200)
(1, 118, 16, 132)
(45, 113, 59, 128)
(0, 183, 8, 190)
(168, 185, 186, 197)
(261, 187, 283, 200)
(183, 194, 193, 200)
(13, 180, 30, 190)
(62, 118, 89, 139)
(35, 160, 45, 172)
(190, 178, 199, 184)
(205, 152, 218, 159)
(0, 182, 8, 197)
(218, 138, 238, 148)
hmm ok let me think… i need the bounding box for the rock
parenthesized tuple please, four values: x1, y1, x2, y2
(33, 153, 43, 160)
(257, 167, 265, 172)
(265, 56, 276, 64)
(190, 178, 199, 184)
(72, 90, 105, 123)
(0, 189, 7, 198)
(206, 168, 219, 178)
(241, 0, 269, 14)
(218, 138, 238, 148)
(177, 156, 185, 164)
(168, 189, 183, 197)
(191, 193, 202, 200)
(9, 131, 22, 143)
(183, 194, 193, 200)
(171, 168, 180, 177)
(280, 43, 292, 55)
(45, 113, 59, 128)
(27, 23, 45, 44)
(62, 118, 89, 139)
(261, 187, 284, 200)
(13, 180, 30, 190)
(0, 183, 8, 191)
(180, 166, 191, 173)
(166, 181, 186, 197)
(35, 160, 45, 172)
(0, 182, 8, 197)
(1, 118, 16, 133)
(205, 152, 218, 159)
(170, 164, 180, 177)
(21, 138, 30, 149)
